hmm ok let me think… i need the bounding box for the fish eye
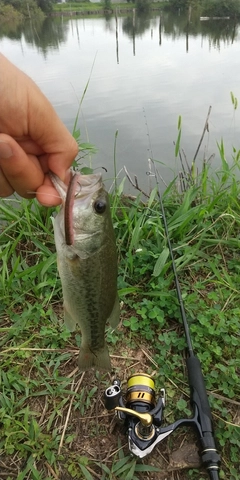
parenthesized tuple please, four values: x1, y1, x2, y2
(94, 200, 106, 214)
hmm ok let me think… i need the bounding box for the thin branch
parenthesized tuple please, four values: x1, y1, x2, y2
(123, 166, 150, 198)
(193, 105, 212, 163)
(45, 462, 59, 480)
(181, 148, 191, 174)
(210, 392, 240, 407)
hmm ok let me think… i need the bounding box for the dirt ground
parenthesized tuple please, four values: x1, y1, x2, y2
(0, 342, 212, 480)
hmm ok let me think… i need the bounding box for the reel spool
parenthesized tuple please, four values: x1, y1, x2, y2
(125, 373, 156, 411)
(125, 373, 156, 440)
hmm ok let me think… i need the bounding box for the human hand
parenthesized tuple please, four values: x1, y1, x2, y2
(0, 54, 78, 206)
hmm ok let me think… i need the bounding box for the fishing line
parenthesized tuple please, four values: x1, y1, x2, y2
(150, 159, 194, 356)
(143, 107, 194, 353)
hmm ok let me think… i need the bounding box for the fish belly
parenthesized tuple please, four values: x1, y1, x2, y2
(57, 243, 118, 371)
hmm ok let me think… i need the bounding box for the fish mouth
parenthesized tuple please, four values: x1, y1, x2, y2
(50, 171, 102, 246)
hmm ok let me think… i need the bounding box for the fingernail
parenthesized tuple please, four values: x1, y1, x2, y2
(0, 141, 13, 159)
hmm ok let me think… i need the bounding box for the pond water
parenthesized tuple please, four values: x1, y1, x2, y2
(1, 9, 240, 189)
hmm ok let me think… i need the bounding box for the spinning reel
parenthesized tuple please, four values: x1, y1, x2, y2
(105, 373, 165, 457)
(104, 372, 221, 479)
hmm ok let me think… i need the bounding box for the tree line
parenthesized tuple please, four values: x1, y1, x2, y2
(168, 0, 240, 17)
(0, 0, 58, 21)
(1, 0, 240, 22)
(104, 0, 240, 17)
(100, 0, 240, 17)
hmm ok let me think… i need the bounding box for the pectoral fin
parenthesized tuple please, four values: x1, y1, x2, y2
(64, 304, 76, 332)
(108, 295, 120, 329)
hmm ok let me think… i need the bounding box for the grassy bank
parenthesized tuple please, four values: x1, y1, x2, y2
(52, 1, 165, 14)
(53, 2, 134, 11)
(0, 133, 240, 478)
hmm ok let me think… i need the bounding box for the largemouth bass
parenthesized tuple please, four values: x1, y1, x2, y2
(50, 171, 119, 371)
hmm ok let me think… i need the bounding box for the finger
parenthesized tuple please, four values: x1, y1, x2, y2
(15, 137, 45, 156)
(36, 175, 62, 206)
(0, 56, 78, 181)
(36, 170, 72, 206)
(28, 102, 78, 180)
(25, 81, 78, 179)
(47, 138, 79, 181)
(0, 134, 44, 198)
(0, 166, 14, 197)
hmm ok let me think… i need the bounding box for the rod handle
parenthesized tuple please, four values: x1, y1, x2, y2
(186, 355, 212, 432)
(186, 355, 221, 477)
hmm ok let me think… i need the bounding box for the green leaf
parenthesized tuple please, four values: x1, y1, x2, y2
(147, 186, 158, 208)
(125, 461, 137, 480)
(178, 115, 182, 130)
(79, 464, 94, 480)
(135, 464, 161, 472)
(80, 167, 94, 174)
(80, 142, 96, 150)
(73, 128, 80, 140)
(175, 128, 181, 157)
(177, 399, 188, 411)
(112, 456, 131, 473)
(153, 247, 169, 277)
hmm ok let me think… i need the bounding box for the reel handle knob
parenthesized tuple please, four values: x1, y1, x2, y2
(115, 407, 153, 427)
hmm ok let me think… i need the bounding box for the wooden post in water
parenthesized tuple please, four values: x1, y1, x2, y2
(132, 8, 136, 56)
(159, 15, 162, 45)
(115, 8, 119, 64)
(231, 22, 236, 44)
(188, 4, 192, 23)
(186, 4, 192, 52)
(27, 2, 31, 19)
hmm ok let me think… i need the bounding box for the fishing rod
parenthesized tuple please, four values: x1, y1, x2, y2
(104, 161, 221, 479)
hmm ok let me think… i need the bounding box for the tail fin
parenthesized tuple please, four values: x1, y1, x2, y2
(78, 345, 111, 371)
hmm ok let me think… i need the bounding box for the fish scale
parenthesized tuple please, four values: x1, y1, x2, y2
(50, 171, 120, 371)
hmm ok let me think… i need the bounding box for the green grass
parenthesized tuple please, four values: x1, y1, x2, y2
(0, 132, 240, 479)
(53, 2, 136, 13)
(52, 2, 165, 13)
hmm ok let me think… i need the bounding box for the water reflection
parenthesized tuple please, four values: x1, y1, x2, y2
(122, 10, 151, 38)
(122, 9, 152, 56)
(0, 18, 23, 40)
(201, 20, 238, 49)
(0, 17, 69, 56)
(0, 11, 239, 56)
(162, 11, 239, 51)
(1, 10, 240, 186)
